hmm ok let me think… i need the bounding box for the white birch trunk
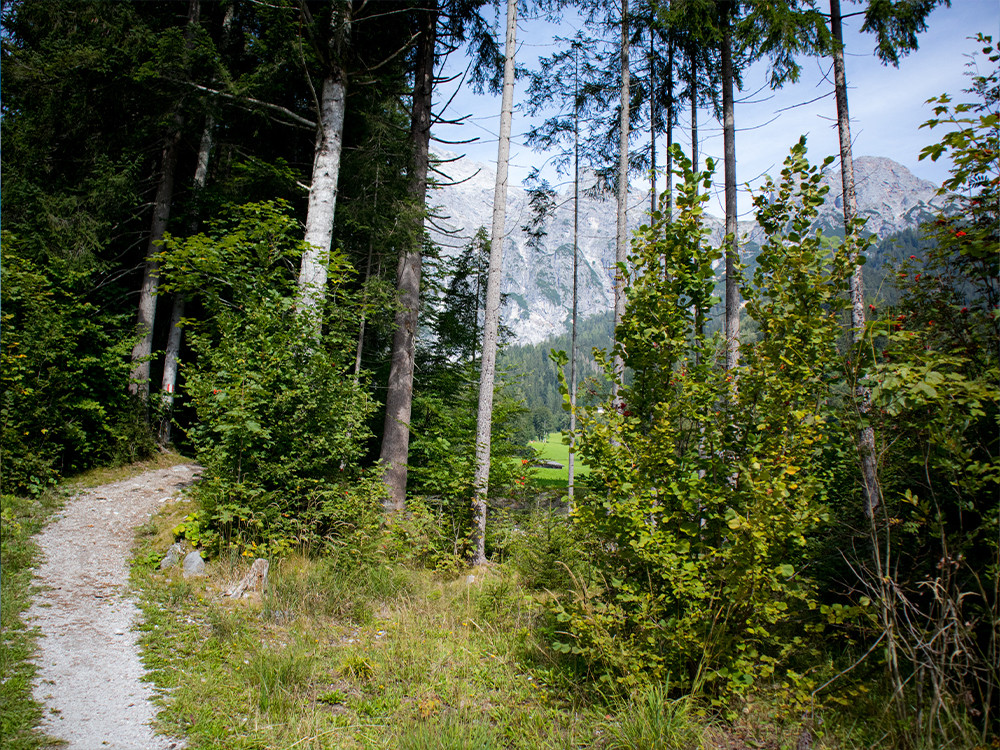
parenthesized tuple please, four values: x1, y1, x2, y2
(470, 0, 517, 566)
(297, 71, 347, 329)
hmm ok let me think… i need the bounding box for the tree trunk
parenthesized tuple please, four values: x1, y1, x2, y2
(665, 35, 674, 222)
(649, 23, 656, 216)
(380, 1, 437, 513)
(568, 45, 581, 507)
(722, 5, 740, 372)
(830, 0, 880, 518)
(297, 67, 348, 328)
(158, 114, 214, 445)
(129, 117, 182, 402)
(471, 0, 517, 566)
(130, 0, 200, 406)
(612, 0, 630, 401)
(690, 45, 698, 173)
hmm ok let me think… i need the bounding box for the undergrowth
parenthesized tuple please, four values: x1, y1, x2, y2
(129, 499, 973, 750)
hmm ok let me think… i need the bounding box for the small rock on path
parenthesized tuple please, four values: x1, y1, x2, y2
(27, 462, 199, 750)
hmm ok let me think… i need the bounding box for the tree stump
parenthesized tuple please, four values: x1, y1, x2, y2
(224, 558, 269, 598)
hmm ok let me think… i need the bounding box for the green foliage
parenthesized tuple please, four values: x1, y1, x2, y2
(1, 232, 152, 493)
(405, 366, 533, 567)
(862, 37, 999, 741)
(558, 143, 851, 707)
(159, 202, 382, 555)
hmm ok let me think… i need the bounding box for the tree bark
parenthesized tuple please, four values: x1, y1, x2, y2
(158, 115, 214, 445)
(129, 118, 182, 402)
(297, 48, 348, 329)
(830, 0, 880, 518)
(568, 44, 581, 507)
(471, 0, 517, 566)
(612, 0, 630, 401)
(380, 1, 437, 513)
(722, 5, 740, 372)
(130, 0, 200, 406)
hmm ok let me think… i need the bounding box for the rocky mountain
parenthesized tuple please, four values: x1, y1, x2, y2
(427, 151, 943, 345)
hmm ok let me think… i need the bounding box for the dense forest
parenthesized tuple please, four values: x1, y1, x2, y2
(1, 1, 997, 747)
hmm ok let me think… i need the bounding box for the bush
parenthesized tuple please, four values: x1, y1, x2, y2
(159, 202, 382, 555)
(1, 232, 151, 494)
(559, 144, 849, 705)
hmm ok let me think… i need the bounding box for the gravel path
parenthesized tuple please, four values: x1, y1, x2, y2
(27, 463, 199, 750)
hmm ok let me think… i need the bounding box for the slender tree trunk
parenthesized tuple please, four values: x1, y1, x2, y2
(381, 1, 437, 512)
(665, 36, 674, 222)
(130, 117, 183, 403)
(612, 0, 630, 400)
(158, 115, 214, 445)
(722, 5, 740, 372)
(830, 0, 880, 518)
(649, 24, 656, 216)
(471, 0, 517, 566)
(158, 1, 234, 445)
(297, 50, 348, 327)
(130, 0, 203, 406)
(354, 236, 375, 378)
(690, 46, 698, 173)
(567, 45, 581, 506)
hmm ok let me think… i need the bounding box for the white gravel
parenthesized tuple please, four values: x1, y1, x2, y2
(27, 463, 199, 750)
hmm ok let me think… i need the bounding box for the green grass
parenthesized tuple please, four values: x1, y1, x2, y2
(0, 490, 65, 749)
(132, 518, 609, 749)
(528, 432, 589, 487)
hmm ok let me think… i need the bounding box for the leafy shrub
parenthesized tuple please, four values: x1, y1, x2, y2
(1, 232, 151, 493)
(559, 144, 848, 704)
(159, 202, 382, 554)
(862, 37, 999, 742)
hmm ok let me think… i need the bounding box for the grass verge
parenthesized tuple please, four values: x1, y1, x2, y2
(0, 489, 65, 750)
(131, 537, 609, 749)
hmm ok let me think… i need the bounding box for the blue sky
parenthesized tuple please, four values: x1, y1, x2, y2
(433, 0, 999, 217)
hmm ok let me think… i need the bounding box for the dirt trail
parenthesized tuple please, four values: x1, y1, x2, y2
(27, 463, 199, 750)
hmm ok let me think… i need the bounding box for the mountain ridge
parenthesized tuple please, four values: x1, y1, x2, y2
(427, 151, 943, 344)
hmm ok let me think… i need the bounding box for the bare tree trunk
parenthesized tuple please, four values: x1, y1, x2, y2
(470, 0, 517, 566)
(830, 0, 880, 518)
(612, 0, 630, 401)
(158, 115, 214, 445)
(567, 45, 582, 507)
(130, 118, 182, 403)
(159, 2, 234, 445)
(722, 6, 740, 372)
(649, 24, 656, 216)
(381, 2, 437, 512)
(297, 16, 349, 329)
(690, 46, 698, 173)
(665, 36, 674, 222)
